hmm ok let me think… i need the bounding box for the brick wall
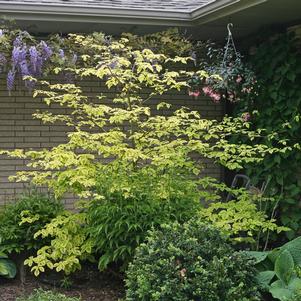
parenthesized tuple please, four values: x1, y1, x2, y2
(0, 76, 224, 208)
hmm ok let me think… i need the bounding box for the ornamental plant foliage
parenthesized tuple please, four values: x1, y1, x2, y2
(198, 178, 288, 248)
(87, 168, 202, 271)
(0, 29, 289, 274)
(24, 211, 93, 276)
(125, 220, 261, 301)
(248, 237, 301, 301)
(0, 252, 16, 279)
(0, 191, 64, 254)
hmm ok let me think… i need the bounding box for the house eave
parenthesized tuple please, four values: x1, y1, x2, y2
(0, 2, 193, 27)
(191, 0, 268, 24)
(0, 0, 268, 28)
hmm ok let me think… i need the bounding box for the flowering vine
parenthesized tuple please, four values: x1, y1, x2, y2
(0, 30, 53, 92)
(0, 27, 79, 94)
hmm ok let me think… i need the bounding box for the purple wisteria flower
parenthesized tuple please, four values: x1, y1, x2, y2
(0, 30, 3, 37)
(12, 47, 20, 68)
(19, 60, 30, 77)
(7, 70, 15, 92)
(13, 36, 22, 47)
(29, 46, 39, 72)
(12, 46, 27, 69)
(40, 41, 53, 60)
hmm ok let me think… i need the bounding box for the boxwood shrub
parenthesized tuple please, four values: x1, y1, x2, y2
(125, 219, 261, 301)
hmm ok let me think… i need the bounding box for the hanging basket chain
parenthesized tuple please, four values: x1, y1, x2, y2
(222, 23, 239, 69)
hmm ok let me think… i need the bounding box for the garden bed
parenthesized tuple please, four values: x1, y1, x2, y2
(0, 270, 124, 301)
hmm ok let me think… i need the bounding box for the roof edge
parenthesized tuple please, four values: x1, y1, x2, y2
(0, 0, 268, 27)
(192, 0, 268, 24)
(0, 2, 193, 26)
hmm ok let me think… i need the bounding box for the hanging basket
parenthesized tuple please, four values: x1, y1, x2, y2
(188, 24, 258, 103)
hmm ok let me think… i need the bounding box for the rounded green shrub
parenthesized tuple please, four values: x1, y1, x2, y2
(0, 191, 64, 253)
(125, 219, 261, 301)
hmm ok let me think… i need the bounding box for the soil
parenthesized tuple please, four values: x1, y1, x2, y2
(0, 267, 125, 301)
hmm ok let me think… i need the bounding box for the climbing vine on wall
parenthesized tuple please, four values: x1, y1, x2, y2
(236, 32, 301, 239)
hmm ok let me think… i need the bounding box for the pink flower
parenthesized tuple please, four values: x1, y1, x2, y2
(211, 92, 221, 102)
(189, 90, 200, 98)
(236, 75, 243, 83)
(202, 86, 212, 94)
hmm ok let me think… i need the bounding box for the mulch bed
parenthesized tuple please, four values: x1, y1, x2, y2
(0, 267, 124, 301)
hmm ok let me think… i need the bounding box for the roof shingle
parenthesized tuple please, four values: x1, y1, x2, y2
(0, 0, 216, 12)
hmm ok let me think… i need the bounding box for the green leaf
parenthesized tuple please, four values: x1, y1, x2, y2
(0, 252, 8, 259)
(288, 277, 301, 292)
(257, 271, 275, 288)
(268, 248, 281, 263)
(245, 251, 269, 264)
(275, 250, 294, 285)
(269, 286, 292, 301)
(280, 237, 301, 266)
(0, 258, 17, 279)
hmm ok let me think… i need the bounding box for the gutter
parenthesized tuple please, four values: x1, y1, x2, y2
(191, 0, 268, 25)
(0, 2, 192, 26)
(0, 0, 268, 27)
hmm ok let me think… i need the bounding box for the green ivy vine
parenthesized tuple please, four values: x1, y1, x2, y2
(236, 32, 301, 239)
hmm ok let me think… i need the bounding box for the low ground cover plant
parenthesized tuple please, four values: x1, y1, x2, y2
(125, 219, 261, 301)
(16, 289, 81, 301)
(0, 191, 64, 254)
